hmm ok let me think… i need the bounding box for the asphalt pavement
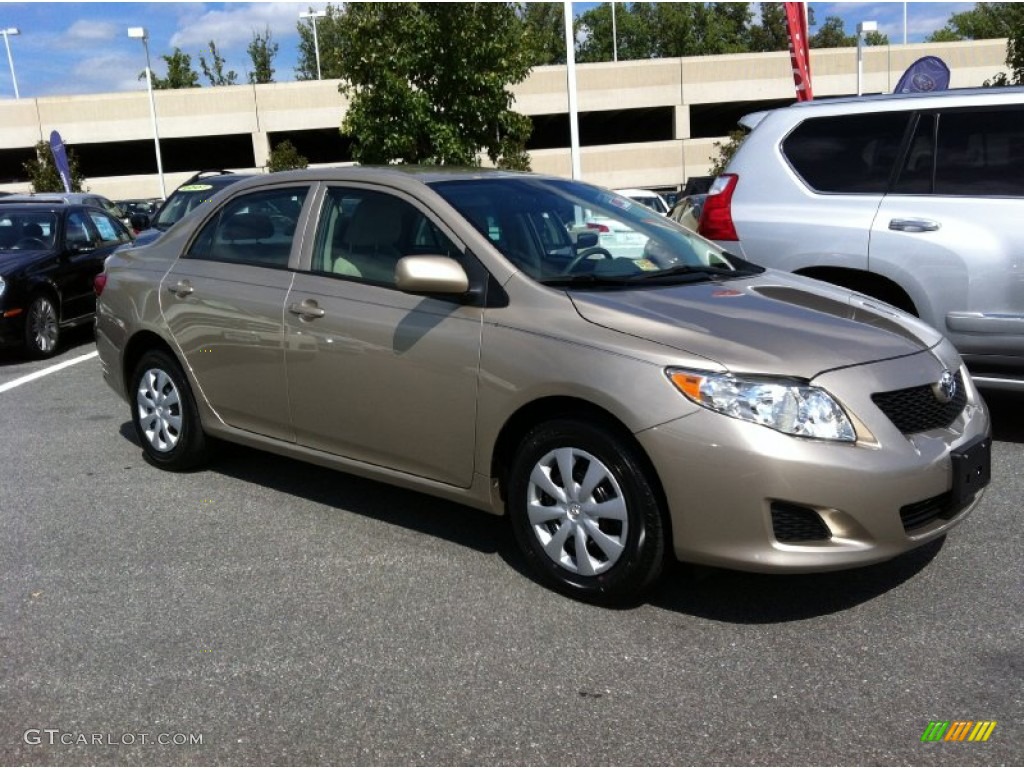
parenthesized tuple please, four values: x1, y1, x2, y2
(1, 332, 1021, 766)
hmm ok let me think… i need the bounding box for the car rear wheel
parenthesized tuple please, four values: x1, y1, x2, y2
(509, 419, 666, 605)
(23, 294, 60, 359)
(131, 349, 208, 470)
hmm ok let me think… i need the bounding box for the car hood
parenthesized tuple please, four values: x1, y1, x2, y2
(568, 271, 944, 379)
(0, 249, 49, 269)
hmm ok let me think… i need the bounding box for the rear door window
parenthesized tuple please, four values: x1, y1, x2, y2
(934, 107, 1024, 196)
(782, 112, 910, 193)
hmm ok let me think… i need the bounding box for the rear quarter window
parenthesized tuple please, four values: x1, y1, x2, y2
(782, 112, 910, 194)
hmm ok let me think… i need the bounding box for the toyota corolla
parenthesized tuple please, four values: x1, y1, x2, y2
(94, 167, 991, 604)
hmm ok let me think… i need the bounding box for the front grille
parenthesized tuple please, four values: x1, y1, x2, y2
(872, 371, 967, 434)
(771, 503, 832, 542)
(900, 492, 964, 532)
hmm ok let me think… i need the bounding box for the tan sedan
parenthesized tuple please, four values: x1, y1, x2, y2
(94, 167, 991, 604)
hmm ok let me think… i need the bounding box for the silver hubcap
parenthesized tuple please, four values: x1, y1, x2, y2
(29, 298, 58, 353)
(527, 447, 629, 576)
(136, 368, 183, 452)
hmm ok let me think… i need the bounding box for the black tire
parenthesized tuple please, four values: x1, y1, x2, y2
(23, 294, 60, 359)
(130, 349, 209, 471)
(508, 419, 666, 605)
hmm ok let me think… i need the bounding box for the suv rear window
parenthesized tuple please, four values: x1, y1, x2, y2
(782, 112, 910, 194)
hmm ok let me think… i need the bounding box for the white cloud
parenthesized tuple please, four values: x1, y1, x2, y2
(169, 1, 305, 49)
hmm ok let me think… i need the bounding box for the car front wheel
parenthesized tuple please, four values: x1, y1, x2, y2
(23, 294, 60, 359)
(131, 349, 208, 470)
(509, 419, 666, 605)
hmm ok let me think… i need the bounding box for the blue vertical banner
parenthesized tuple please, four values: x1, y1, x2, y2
(49, 130, 73, 193)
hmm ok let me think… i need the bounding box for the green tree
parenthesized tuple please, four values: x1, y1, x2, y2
(983, 5, 1024, 84)
(296, 4, 345, 79)
(247, 27, 278, 84)
(332, 3, 533, 169)
(521, 1, 565, 66)
(747, 2, 790, 52)
(199, 40, 237, 86)
(810, 16, 856, 48)
(147, 48, 200, 89)
(576, 2, 655, 62)
(267, 139, 309, 172)
(22, 140, 86, 193)
(925, 2, 1019, 42)
(811, 15, 888, 48)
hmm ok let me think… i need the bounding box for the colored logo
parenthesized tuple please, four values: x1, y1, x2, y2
(921, 720, 997, 742)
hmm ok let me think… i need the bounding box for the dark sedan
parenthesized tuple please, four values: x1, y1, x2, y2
(0, 202, 133, 358)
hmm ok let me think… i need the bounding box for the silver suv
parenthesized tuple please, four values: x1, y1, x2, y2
(700, 86, 1024, 391)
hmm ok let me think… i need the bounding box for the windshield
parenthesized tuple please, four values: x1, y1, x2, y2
(152, 183, 224, 231)
(627, 194, 668, 214)
(0, 211, 58, 251)
(429, 177, 757, 286)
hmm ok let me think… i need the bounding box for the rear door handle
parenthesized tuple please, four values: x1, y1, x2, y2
(889, 218, 940, 232)
(166, 280, 194, 297)
(288, 299, 325, 320)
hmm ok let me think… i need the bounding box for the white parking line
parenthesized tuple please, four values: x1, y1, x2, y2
(0, 350, 99, 394)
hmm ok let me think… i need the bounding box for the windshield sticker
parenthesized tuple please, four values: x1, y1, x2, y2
(609, 196, 632, 211)
(177, 184, 214, 192)
(634, 258, 659, 271)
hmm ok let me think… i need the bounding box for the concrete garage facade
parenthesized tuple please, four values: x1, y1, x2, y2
(0, 39, 1008, 199)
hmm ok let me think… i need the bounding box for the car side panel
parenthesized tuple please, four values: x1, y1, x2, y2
(870, 193, 1024, 362)
(159, 258, 295, 442)
(283, 272, 483, 488)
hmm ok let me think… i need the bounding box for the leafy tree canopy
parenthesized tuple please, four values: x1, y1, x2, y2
(925, 2, 1019, 42)
(248, 27, 278, 84)
(147, 48, 200, 89)
(199, 40, 237, 86)
(322, 2, 532, 169)
(268, 139, 309, 172)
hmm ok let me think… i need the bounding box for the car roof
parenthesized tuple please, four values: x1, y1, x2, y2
(742, 85, 1024, 129)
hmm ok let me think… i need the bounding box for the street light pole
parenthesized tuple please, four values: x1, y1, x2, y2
(299, 10, 327, 80)
(128, 27, 166, 199)
(856, 20, 877, 97)
(2, 27, 20, 99)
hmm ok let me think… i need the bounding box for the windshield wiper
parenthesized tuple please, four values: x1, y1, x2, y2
(625, 263, 762, 282)
(540, 273, 640, 288)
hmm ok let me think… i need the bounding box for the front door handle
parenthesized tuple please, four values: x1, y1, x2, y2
(288, 299, 326, 320)
(166, 280, 194, 297)
(889, 218, 940, 233)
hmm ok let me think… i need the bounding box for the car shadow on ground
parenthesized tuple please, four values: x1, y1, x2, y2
(0, 326, 95, 368)
(981, 388, 1023, 443)
(119, 421, 946, 621)
(645, 539, 943, 622)
(118, 422, 518, 558)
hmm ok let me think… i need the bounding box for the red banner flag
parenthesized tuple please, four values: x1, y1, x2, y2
(784, 2, 813, 101)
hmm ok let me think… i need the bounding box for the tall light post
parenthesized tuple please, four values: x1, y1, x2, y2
(2, 27, 20, 99)
(128, 26, 166, 198)
(300, 10, 327, 80)
(856, 20, 877, 96)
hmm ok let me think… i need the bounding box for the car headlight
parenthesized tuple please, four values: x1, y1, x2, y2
(667, 368, 856, 442)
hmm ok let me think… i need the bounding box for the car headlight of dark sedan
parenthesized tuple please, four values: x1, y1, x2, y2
(668, 368, 856, 442)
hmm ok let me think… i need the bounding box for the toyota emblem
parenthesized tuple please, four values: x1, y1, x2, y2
(933, 370, 957, 404)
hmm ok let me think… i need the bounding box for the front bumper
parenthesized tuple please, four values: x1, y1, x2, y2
(637, 353, 990, 572)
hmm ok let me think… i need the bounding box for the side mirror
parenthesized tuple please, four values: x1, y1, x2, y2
(395, 256, 469, 295)
(575, 230, 599, 248)
(130, 213, 151, 232)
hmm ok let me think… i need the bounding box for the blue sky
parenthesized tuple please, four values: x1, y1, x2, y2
(0, 2, 978, 99)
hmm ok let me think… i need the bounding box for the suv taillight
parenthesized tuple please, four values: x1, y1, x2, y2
(698, 174, 739, 241)
(93, 273, 107, 296)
